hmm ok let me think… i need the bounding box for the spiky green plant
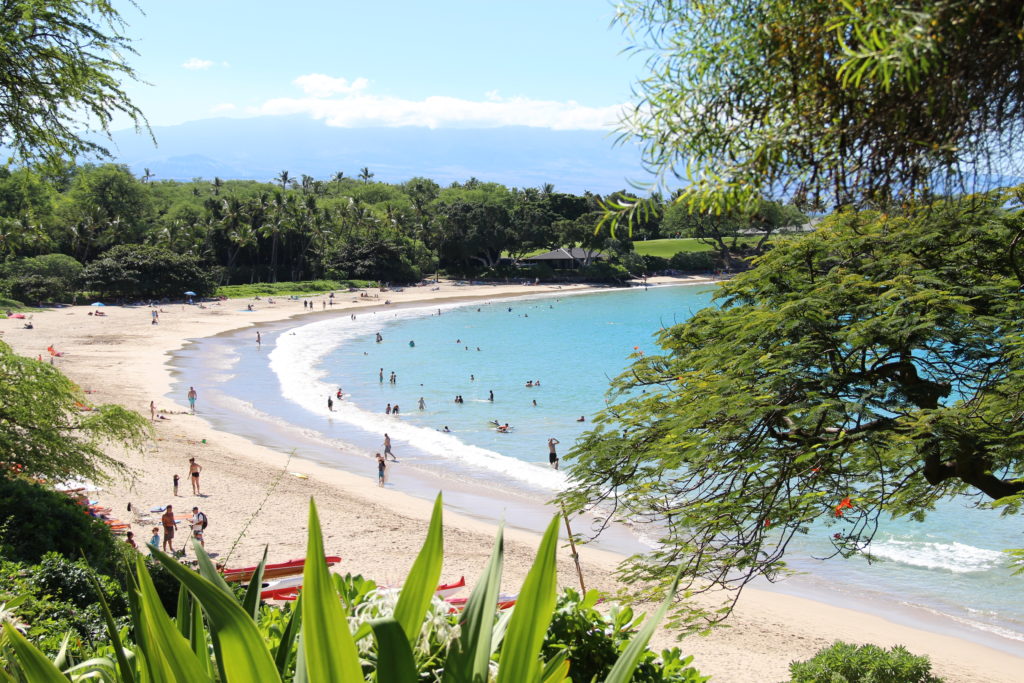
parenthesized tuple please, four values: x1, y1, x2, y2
(0, 494, 691, 681)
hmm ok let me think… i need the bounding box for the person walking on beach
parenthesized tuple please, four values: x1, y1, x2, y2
(161, 506, 176, 552)
(173, 473, 180, 497)
(190, 506, 207, 548)
(548, 438, 561, 470)
(327, 395, 334, 412)
(376, 452, 387, 487)
(188, 457, 203, 495)
(383, 433, 397, 461)
(187, 386, 198, 414)
(150, 400, 156, 421)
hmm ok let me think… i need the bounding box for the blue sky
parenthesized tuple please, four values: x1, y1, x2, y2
(118, 0, 640, 131)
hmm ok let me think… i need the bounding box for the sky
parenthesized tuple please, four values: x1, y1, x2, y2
(115, 0, 643, 132)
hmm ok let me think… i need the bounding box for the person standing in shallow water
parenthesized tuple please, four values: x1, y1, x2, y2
(548, 438, 560, 470)
(187, 386, 197, 413)
(376, 453, 387, 487)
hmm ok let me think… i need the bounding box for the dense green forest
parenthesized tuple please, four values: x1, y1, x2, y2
(0, 163, 805, 301)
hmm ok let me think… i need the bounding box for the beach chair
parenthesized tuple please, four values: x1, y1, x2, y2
(128, 502, 154, 526)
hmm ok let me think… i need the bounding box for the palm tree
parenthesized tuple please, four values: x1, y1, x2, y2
(211, 177, 224, 196)
(332, 171, 345, 191)
(358, 166, 374, 184)
(275, 170, 292, 192)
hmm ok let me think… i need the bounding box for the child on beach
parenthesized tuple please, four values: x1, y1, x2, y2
(173, 473, 179, 496)
(149, 527, 160, 548)
(376, 453, 386, 487)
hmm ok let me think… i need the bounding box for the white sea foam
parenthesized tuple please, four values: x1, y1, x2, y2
(267, 304, 568, 492)
(868, 537, 1004, 573)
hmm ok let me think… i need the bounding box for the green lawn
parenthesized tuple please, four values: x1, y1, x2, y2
(633, 238, 715, 257)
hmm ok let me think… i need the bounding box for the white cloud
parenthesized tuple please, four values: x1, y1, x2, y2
(182, 58, 215, 70)
(210, 103, 237, 114)
(250, 75, 625, 131)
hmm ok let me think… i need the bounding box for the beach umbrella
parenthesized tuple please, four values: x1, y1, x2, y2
(184, 290, 197, 296)
(90, 302, 105, 306)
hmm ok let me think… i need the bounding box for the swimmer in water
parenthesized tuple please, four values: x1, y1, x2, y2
(442, 425, 451, 432)
(577, 415, 585, 422)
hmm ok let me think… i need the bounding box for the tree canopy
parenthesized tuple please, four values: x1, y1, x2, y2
(0, 340, 150, 484)
(0, 0, 148, 166)
(559, 189, 1024, 626)
(615, 0, 1024, 211)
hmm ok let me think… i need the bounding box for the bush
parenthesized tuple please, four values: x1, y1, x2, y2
(788, 641, 944, 683)
(82, 244, 217, 299)
(543, 588, 709, 682)
(669, 250, 719, 272)
(1, 254, 83, 303)
(580, 261, 631, 282)
(0, 478, 121, 574)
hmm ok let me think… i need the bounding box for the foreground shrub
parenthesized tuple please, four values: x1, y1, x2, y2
(0, 479, 121, 574)
(788, 641, 943, 683)
(0, 494, 704, 681)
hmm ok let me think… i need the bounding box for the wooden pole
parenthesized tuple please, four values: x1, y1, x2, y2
(561, 505, 586, 593)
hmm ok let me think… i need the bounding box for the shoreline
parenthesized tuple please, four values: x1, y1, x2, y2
(2, 278, 1021, 682)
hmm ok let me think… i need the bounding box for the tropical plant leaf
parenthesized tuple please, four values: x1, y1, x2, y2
(496, 516, 561, 683)
(300, 498, 363, 681)
(603, 570, 683, 683)
(393, 493, 444, 644)
(132, 554, 213, 682)
(443, 523, 504, 683)
(242, 546, 269, 618)
(370, 617, 419, 683)
(540, 649, 570, 683)
(274, 594, 303, 677)
(87, 568, 137, 683)
(149, 546, 281, 682)
(1, 622, 68, 682)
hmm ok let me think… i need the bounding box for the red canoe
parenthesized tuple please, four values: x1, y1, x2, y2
(446, 595, 517, 613)
(221, 556, 341, 583)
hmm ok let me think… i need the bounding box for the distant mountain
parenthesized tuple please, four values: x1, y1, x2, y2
(100, 116, 653, 194)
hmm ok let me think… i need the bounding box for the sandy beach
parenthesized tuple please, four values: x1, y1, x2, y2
(2, 278, 1020, 682)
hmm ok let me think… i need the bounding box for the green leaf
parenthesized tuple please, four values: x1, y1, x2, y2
(540, 649, 570, 683)
(394, 493, 445, 644)
(242, 546, 269, 618)
(443, 524, 504, 683)
(496, 515, 561, 683)
(87, 568, 137, 683)
(274, 594, 303, 677)
(132, 554, 213, 682)
(148, 545, 281, 682)
(301, 498, 363, 681)
(603, 570, 683, 683)
(369, 617, 419, 683)
(176, 584, 191, 638)
(1, 622, 68, 682)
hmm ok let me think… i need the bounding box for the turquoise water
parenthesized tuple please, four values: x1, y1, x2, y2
(174, 284, 1024, 649)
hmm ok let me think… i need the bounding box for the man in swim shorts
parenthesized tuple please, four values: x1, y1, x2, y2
(191, 506, 207, 548)
(383, 433, 396, 461)
(189, 457, 203, 494)
(187, 386, 197, 413)
(161, 506, 176, 552)
(376, 453, 386, 487)
(548, 438, 560, 470)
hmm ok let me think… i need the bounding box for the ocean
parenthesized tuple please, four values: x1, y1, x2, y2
(168, 283, 1024, 652)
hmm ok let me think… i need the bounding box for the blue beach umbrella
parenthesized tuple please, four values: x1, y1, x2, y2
(90, 302, 105, 306)
(184, 290, 197, 297)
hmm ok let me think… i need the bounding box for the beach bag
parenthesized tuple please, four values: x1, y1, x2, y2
(200, 512, 208, 529)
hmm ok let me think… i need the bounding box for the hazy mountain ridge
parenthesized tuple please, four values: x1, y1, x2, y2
(101, 116, 651, 193)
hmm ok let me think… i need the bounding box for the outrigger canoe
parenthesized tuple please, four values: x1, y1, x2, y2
(221, 556, 341, 583)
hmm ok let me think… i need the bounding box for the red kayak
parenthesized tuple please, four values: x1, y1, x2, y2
(221, 556, 341, 583)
